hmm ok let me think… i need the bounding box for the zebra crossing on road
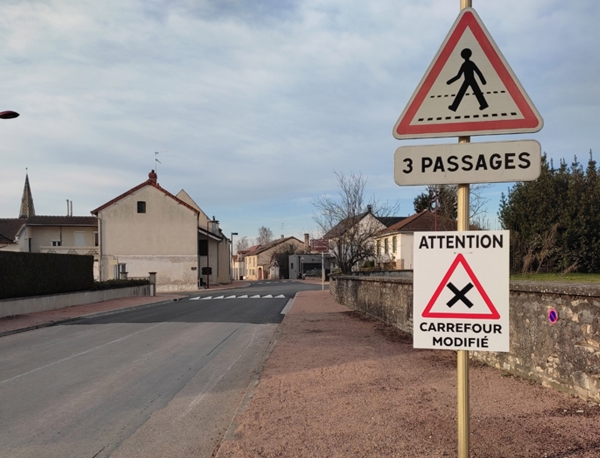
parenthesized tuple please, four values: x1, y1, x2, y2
(190, 294, 286, 301)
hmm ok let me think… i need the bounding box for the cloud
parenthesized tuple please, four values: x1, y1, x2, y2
(0, 0, 599, 240)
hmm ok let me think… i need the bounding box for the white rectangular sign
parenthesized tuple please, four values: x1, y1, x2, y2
(413, 230, 510, 352)
(394, 140, 541, 186)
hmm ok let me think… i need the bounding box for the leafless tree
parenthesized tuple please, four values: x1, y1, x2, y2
(313, 172, 401, 274)
(257, 226, 273, 246)
(236, 236, 250, 253)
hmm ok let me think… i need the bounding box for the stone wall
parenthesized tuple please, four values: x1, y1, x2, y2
(330, 275, 600, 403)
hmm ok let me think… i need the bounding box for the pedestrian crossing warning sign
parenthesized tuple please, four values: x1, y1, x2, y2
(413, 230, 510, 352)
(393, 7, 543, 139)
(422, 253, 500, 319)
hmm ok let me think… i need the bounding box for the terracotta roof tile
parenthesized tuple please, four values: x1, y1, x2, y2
(376, 210, 456, 236)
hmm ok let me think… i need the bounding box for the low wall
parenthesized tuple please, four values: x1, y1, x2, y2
(0, 285, 151, 318)
(330, 275, 600, 403)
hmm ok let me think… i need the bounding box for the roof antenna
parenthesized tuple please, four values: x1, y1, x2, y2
(154, 152, 161, 173)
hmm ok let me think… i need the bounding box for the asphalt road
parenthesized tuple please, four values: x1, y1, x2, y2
(0, 280, 324, 458)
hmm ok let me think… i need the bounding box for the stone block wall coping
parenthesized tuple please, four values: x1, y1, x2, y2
(331, 274, 413, 285)
(333, 274, 600, 298)
(509, 280, 600, 297)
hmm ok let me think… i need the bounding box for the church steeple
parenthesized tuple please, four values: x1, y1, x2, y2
(19, 171, 35, 218)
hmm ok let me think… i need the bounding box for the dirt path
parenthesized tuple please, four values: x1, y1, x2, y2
(215, 290, 600, 458)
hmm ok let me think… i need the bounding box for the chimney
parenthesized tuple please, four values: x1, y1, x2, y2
(367, 204, 373, 213)
(304, 233, 310, 252)
(149, 170, 157, 184)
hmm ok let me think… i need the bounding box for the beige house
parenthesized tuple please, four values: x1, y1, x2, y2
(243, 237, 304, 280)
(374, 210, 456, 270)
(91, 170, 231, 291)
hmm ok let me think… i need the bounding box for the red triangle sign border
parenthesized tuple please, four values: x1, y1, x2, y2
(421, 253, 501, 320)
(394, 8, 543, 139)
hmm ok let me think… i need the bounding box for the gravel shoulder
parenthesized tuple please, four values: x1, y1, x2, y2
(215, 290, 600, 458)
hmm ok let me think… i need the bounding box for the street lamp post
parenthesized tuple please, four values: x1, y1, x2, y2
(205, 218, 218, 289)
(230, 232, 238, 282)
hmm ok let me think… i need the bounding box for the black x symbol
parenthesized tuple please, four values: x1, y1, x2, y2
(446, 282, 474, 308)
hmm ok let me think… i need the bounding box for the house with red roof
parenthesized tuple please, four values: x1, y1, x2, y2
(91, 170, 231, 291)
(373, 210, 456, 269)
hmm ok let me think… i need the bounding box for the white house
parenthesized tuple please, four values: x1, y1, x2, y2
(0, 173, 100, 278)
(373, 210, 456, 270)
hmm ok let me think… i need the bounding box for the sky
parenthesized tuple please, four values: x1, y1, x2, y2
(1, 0, 599, 245)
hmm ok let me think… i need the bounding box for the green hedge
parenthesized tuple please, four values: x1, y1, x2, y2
(0, 251, 94, 300)
(91, 278, 150, 290)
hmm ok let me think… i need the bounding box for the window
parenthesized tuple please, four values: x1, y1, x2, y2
(392, 236, 397, 253)
(376, 240, 381, 255)
(94, 232, 99, 247)
(384, 238, 389, 254)
(51, 240, 61, 247)
(114, 263, 127, 279)
(74, 231, 86, 247)
(137, 201, 146, 213)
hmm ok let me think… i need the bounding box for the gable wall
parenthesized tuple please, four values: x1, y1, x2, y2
(99, 186, 197, 256)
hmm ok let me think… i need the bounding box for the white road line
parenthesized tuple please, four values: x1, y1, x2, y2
(280, 297, 295, 315)
(238, 295, 248, 299)
(190, 297, 201, 301)
(213, 296, 224, 299)
(225, 295, 236, 299)
(275, 294, 285, 298)
(200, 296, 212, 300)
(250, 295, 261, 298)
(262, 294, 273, 298)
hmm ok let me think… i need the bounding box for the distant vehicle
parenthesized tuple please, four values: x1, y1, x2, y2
(304, 268, 324, 278)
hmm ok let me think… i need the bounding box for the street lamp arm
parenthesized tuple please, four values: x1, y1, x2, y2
(0, 111, 19, 119)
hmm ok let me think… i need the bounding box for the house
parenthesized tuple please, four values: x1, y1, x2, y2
(323, 205, 406, 272)
(373, 209, 456, 270)
(91, 170, 231, 291)
(242, 237, 304, 280)
(1, 173, 99, 278)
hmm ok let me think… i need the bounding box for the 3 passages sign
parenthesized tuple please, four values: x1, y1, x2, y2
(413, 230, 509, 352)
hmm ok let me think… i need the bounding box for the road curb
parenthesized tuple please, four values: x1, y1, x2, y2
(214, 292, 298, 455)
(0, 297, 184, 338)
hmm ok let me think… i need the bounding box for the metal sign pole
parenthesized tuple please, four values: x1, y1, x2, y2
(457, 2, 471, 457)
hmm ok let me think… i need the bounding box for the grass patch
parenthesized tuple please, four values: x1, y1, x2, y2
(511, 273, 600, 283)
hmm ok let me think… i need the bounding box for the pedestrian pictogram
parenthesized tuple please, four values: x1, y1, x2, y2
(422, 253, 500, 319)
(393, 7, 543, 139)
(446, 48, 488, 112)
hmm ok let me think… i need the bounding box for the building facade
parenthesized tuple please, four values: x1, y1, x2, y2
(92, 171, 230, 291)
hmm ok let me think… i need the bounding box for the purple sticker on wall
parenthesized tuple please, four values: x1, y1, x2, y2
(548, 308, 558, 325)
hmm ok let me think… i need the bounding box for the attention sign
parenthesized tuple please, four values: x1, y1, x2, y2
(413, 230, 510, 352)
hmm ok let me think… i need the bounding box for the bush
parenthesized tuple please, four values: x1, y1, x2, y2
(91, 279, 150, 291)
